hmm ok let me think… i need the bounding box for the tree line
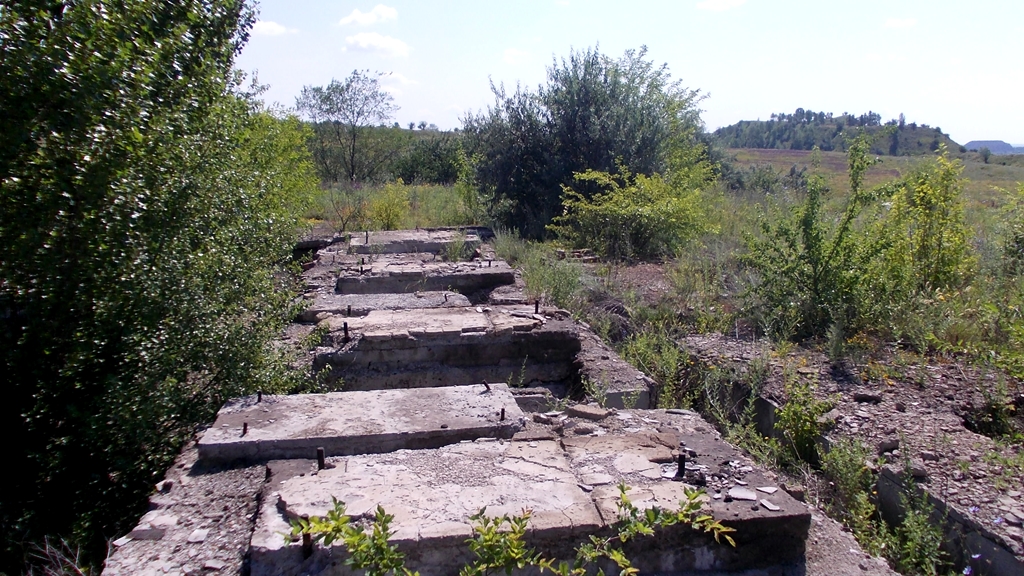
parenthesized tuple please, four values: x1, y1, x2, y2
(299, 47, 716, 242)
(713, 108, 963, 155)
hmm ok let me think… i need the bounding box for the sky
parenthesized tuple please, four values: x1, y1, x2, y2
(236, 0, 1024, 146)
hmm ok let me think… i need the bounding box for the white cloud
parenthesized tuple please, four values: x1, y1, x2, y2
(884, 18, 918, 28)
(695, 0, 746, 12)
(386, 73, 417, 85)
(252, 20, 297, 36)
(503, 48, 530, 65)
(345, 32, 409, 57)
(339, 5, 398, 26)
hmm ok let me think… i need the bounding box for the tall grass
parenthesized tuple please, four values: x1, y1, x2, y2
(306, 181, 485, 231)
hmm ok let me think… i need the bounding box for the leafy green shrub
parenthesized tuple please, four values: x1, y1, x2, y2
(549, 168, 709, 260)
(621, 327, 683, 407)
(862, 150, 974, 325)
(775, 373, 835, 464)
(742, 171, 870, 340)
(1001, 183, 1024, 275)
(369, 181, 410, 230)
(463, 46, 709, 239)
(0, 1, 316, 569)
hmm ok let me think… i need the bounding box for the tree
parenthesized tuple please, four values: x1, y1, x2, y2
(464, 46, 706, 238)
(0, 0, 315, 569)
(296, 71, 402, 183)
(980, 146, 992, 164)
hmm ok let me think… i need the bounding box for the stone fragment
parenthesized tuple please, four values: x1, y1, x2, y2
(728, 487, 757, 501)
(817, 409, 841, 427)
(908, 459, 928, 479)
(920, 450, 940, 462)
(580, 473, 614, 486)
(567, 404, 612, 421)
(572, 423, 597, 435)
(781, 483, 806, 502)
(757, 486, 778, 495)
(203, 559, 227, 571)
(853, 392, 883, 403)
(112, 536, 132, 547)
(877, 438, 900, 455)
(760, 499, 780, 512)
(128, 525, 165, 540)
(187, 528, 209, 543)
(532, 413, 553, 425)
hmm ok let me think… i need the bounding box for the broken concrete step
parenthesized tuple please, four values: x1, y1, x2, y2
(348, 227, 488, 254)
(196, 384, 525, 464)
(315, 307, 581, 390)
(296, 291, 470, 323)
(335, 259, 514, 295)
(251, 425, 810, 576)
(575, 332, 655, 409)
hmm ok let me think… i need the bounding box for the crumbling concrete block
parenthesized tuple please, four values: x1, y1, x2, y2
(197, 385, 525, 464)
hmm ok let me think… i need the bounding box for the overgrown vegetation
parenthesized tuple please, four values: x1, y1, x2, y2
(0, 1, 316, 570)
(289, 485, 734, 576)
(822, 440, 950, 575)
(463, 46, 710, 238)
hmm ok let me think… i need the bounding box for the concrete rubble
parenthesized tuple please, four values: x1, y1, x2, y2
(103, 228, 846, 575)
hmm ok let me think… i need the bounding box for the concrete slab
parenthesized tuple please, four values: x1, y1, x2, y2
(335, 258, 515, 295)
(576, 331, 655, 409)
(348, 227, 489, 254)
(249, 413, 811, 576)
(315, 307, 581, 390)
(250, 440, 601, 576)
(197, 385, 525, 464)
(296, 291, 470, 323)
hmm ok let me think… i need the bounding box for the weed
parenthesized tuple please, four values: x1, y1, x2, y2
(442, 230, 470, 262)
(581, 375, 610, 407)
(621, 328, 682, 408)
(290, 485, 733, 576)
(300, 323, 330, 350)
(507, 357, 529, 389)
(775, 371, 835, 465)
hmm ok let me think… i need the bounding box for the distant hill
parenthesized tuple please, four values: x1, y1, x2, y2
(714, 109, 961, 156)
(963, 140, 1024, 154)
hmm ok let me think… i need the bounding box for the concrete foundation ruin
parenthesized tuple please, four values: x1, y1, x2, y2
(102, 228, 815, 575)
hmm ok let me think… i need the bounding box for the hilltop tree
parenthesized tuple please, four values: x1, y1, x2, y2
(297, 71, 404, 183)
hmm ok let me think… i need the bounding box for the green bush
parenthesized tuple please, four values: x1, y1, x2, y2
(621, 327, 683, 407)
(775, 372, 834, 464)
(1001, 183, 1024, 274)
(0, 1, 315, 569)
(549, 168, 710, 260)
(863, 150, 974, 325)
(369, 181, 411, 230)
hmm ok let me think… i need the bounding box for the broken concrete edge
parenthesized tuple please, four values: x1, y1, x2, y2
(196, 385, 526, 465)
(335, 268, 515, 294)
(877, 467, 1023, 576)
(347, 226, 494, 255)
(101, 441, 263, 576)
(296, 291, 472, 323)
(251, 513, 808, 576)
(250, 410, 811, 566)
